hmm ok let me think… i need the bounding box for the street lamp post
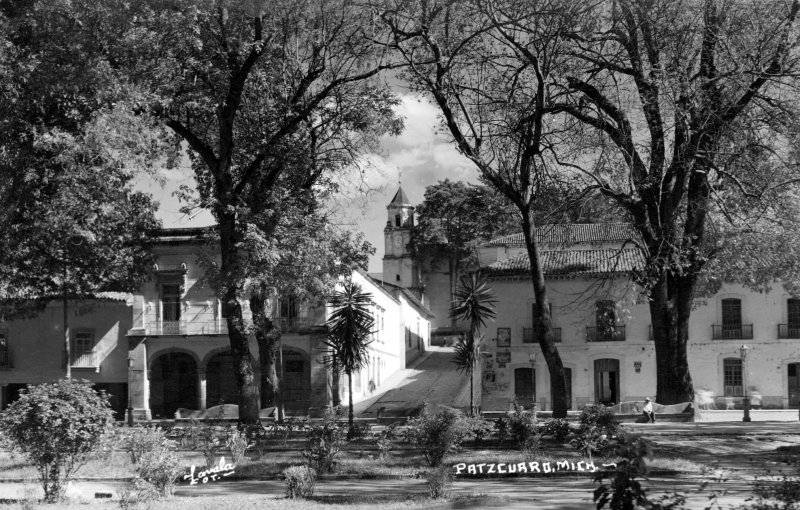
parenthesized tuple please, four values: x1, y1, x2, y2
(740, 345, 751, 422)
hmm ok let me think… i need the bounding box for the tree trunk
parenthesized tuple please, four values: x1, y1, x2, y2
(331, 354, 341, 407)
(219, 213, 261, 424)
(63, 293, 70, 380)
(469, 366, 474, 417)
(348, 370, 354, 430)
(449, 257, 457, 328)
(251, 293, 281, 411)
(521, 211, 567, 418)
(649, 276, 695, 404)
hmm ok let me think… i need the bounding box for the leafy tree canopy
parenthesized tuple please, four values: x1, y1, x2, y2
(0, 4, 168, 318)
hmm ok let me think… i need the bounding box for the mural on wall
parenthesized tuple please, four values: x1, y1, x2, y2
(481, 350, 511, 393)
(482, 352, 496, 392)
(496, 349, 511, 367)
(497, 328, 511, 347)
(496, 367, 510, 391)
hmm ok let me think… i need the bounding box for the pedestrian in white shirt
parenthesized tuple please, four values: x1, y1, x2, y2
(643, 397, 655, 423)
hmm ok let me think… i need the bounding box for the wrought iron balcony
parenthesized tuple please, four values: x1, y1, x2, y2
(158, 320, 184, 335)
(278, 317, 311, 332)
(0, 349, 11, 369)
(778, 324, 800, 339)
(149, 320, 228, 336)
(71, 350, 98, 368)
(711, 324, 753, 340)
(586, 325, 626, 342)
(523, 327, 562, 343)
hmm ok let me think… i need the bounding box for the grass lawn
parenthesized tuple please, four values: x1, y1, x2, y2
(0, 438, 703, 483)
(2, 494, 502, 510)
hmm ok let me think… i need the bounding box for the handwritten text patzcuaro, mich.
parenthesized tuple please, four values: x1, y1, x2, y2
(453, 460, 612, 475)
(183, 457, 236, 485)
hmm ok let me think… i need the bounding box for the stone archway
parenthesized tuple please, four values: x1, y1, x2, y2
(150, 352, 197, 419)
(206, 350, 239, 408)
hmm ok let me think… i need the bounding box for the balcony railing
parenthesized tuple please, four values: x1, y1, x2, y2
(523, 327, 562, 343)
(0, 349, 11, 369)
(71, 350, 98, 368)
(149, 320, 229, 336)
(278, 317, 311, 332)
(711, 324, 753, 340)
(778, 324, 800, 339)
(587, 325, 626, 342)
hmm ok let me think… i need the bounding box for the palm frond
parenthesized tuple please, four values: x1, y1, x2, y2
(452, 333, 483, 374)
(325, 280, 375, 374)
(450, 273, 497, 332)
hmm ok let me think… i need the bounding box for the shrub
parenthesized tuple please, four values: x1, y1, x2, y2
(539, 418, 571, 443)
(495, 416, 509, 445)
(426, 465, 454, 499)
(302, 407, 346, 474)
(593, 434, 654, 509)
(570, 425, 612, 460)
(374, 422, 399, 460)
(284, 465, 317, 499)
(118, 477, 159, 510)
(0, 379, 114, 503)
(579, 404, 618, 436)
(506, 405, 538, 451)
(404, 404, 470, 467)
(347, 420, 372, 442)
(136, 446, 184, 497)
(120, 426, 172, 464)
(226, 426, 252, 464)
(466, 417, 494, 444)
(185, 419, 224, 467)
(745, 471, 800, 510)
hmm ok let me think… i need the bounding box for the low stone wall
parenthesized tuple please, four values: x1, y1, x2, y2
(694, 408, 800, 422)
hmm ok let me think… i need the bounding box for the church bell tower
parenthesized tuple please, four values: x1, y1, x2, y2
(382, 186, 423, 297)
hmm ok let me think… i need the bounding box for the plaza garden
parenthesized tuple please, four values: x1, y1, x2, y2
(2, 380, 800, 510)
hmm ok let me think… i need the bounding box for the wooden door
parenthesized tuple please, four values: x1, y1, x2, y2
(789, 363, 800, 408)
(514, 367, 535, 407)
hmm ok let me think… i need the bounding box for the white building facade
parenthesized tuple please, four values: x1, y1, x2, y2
(476, 224, 800, 411)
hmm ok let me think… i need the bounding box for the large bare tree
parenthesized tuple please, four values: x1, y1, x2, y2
(382, 0, 591, 417)
(98, 0, 401, 422)
(545, 0, 800, 403)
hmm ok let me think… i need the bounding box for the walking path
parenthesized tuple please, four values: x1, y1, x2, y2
(354, 346, 469, 418)
(0, 474, 760, 509)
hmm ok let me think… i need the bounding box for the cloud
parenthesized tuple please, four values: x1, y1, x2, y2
(336, 94, 479, 273)
(140, 92, 481, 270)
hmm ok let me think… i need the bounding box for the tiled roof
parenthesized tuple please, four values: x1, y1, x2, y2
(389, 186, 412, 206)
(484, 249, 645, 277)
(483, 223, 639, 247)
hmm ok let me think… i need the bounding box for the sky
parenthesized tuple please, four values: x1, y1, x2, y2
(144, 94, 479, 273)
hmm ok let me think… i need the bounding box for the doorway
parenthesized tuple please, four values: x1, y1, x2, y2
(594, 358, 619, 405)
(789, 363, 800, 408)
(149, 352, 197, 418)
(514, 367, 535, 408)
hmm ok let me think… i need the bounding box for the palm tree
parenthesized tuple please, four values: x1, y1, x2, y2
(450, 273, 496, 417)
(324, 280, 375, 435)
